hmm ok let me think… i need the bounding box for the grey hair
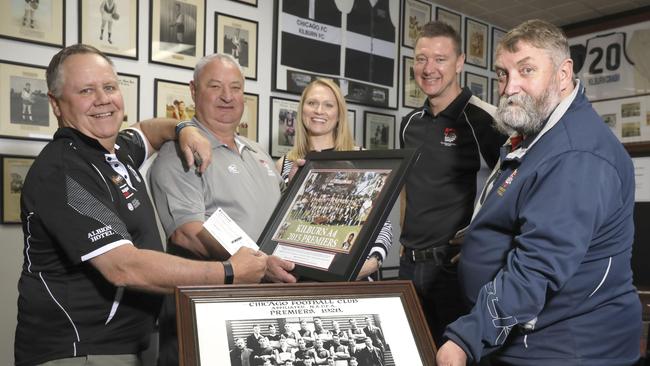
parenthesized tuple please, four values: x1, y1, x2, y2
(498, 19, 570, 69)
(46, 44, 115, 98)
(193, 53, 244, 85)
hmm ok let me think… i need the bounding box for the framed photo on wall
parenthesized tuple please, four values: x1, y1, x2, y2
(491, 78, 500, 106)
(348, 109, 357, 142)
(270, 96, 299, 158)
(79, 0, 139, 60)
(0, 0, 65, 47)
(465, 72, 489, 102)
(402, 56, 425, 108)
(214, 12, 258, 80)
(229, 0, 257, 8)
(176, 281, 436, 365)
(117, 73, 140, 130)
(364, 111, 395, 150)
(153, 79, 195, 121)
(435, 7, 461, 37)
(402, 0, 432, 49)
(465, 17, 489, 69)
(0, 60, 57, 141)
(491, 27, 506, 71)
(149, 0, 205, 69)
(238, 92, 258, 142)
(1, 155, 35, 224)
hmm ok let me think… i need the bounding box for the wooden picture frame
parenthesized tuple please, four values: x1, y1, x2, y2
(79, 0, 139, 60)
(176, 281, 436, 365)
(238, 92, 259, 142)
(435, 7, 461, 38)
(117, 73, 140, 130)
(364, 111, 396, 150)
(0, 0, 65, 48)
(1, 155, 35, 224)
(269, 96, 299, 158)
(272, 0, 400, 109)
(490, 27, 506, 71)
(402, 0, 432, 49)
(229, 0, 257, 8)
(214, 12, 258, 80)
(153, 78, 195, 120)
(402, 56, 425, 108)
(465, 17, 489, 69)
(465, 71, 489, 102)
(0, 60, 57, 141)
(149, 0, 206, 69)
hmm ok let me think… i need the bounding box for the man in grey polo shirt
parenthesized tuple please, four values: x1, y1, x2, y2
(149, 53, 296, 366)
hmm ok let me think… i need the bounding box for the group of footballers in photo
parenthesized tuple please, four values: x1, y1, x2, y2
(229, 316, 390, 366)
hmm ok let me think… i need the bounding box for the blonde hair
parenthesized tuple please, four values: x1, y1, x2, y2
(287, 79, 354, 161)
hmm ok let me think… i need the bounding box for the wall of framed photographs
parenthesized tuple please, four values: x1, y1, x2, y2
(0, 1, 507, 363)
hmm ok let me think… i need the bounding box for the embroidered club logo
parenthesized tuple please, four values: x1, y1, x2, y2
(259, 160, 276, 177)
(497, 169, 517, 196)
(441, 127, 457, 146)
(110, 175, 125, 186)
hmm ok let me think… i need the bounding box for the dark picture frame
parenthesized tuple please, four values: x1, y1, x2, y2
(363, 111, 396, 150)
(79, 0, 139, 60)
(259, 149, 418, 281)
(347, 109, 357, 143)
(229, 0, 258, 8)
(435, 7, 461, 38)
(149, 0, 206, 70)
(214, 12, 258, 80)
(269, 96, 299, 158)
(0, 0, 65, 48)
(176, 281, 436, 365)
(490, 26, 506, 71)
(402, 0, 432, 49)
(117, 73, 140, 129)
(272, 0, 400, 109)
(153, 78, 195, 120)
(465, 17, 489, 69)
(0, 60, 57, 141)
(465, 71, 489, 102)
(1, 155, 35, 224)
(402, 55, 425, 108)
(238, 92, 259, 142)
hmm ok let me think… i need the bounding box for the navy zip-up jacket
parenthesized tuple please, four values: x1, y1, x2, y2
(444, 83, 641, 365)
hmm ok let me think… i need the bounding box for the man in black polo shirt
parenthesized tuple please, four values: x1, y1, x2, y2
(14, 44, 267, 366)
(398, 21, 506, 346)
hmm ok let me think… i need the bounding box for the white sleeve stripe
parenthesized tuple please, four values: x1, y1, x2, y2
(80, 240, 132, 262)
(401, 110, 425, 144)
(124, 127, 150, 162)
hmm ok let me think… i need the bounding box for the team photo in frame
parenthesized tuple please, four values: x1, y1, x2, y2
(402, 0, 432, 49)
(149, 0, 206, 69)
(1, 155, 34, 224)
(0, 0, 65, 47)
(269, 96, 299, 158)
(214, 12, 258, 80)
(0, 61, 57, 141)
(153, 78, 195, 121)
(465, 17, 489, 69)
(364, 111, 395, 150)
(79, 0, 139, 60)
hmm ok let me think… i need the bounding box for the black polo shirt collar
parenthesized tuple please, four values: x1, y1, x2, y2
(421, 87, 473, 120)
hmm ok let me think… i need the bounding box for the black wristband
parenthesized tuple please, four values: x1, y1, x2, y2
(222, 260, 234, 284)
(175, 120, 198, 137)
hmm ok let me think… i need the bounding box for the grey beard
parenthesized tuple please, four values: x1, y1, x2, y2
(495, 89, 559, 136)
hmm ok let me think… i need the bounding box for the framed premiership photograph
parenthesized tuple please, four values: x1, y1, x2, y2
(491, 27, 506, 71)
(491, 78, 500, 106)
(402, 0, 432, 49)
(215, 12, 258, 80)
(117, 73, 140, 130)
(270, 96, 299, 158)
(435, 7, 461, 37)
(0, 60, 57, 141)
(259, 148, 417, 281)
(149, 0, 206, 69)
(364, 112, 395, 150)
(229, 0, 257, 8)
(465, 72, 489, 102)
(0, 0, 64, 48)
(177, 281, 436, 365)
(153, 78, 195, 121)
(465, 17, 489, 69)
(79, 0, 138, 60)
(402, 56, 425, 108)
(238, 92, 258, 142)
(1, 155, 35, 224)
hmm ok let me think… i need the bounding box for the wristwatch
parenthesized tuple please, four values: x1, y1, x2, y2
(369, 252, 383, 267)
(175, 120, 198, 137)
(222, 260, 234, 285)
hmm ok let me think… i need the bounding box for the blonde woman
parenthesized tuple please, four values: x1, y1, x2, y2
(276, 79, 392, 279)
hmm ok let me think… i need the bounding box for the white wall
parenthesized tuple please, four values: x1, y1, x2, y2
(0, 1, 500, 363)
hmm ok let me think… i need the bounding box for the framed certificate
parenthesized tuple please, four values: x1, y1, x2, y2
(176, 281, 436, 365)
(259, 149, 418, 281)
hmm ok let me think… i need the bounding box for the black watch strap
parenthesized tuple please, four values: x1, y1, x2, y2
(222, 260, 234, 284)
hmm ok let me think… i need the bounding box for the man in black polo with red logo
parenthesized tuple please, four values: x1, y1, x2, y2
(398, 21, 506, 346)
